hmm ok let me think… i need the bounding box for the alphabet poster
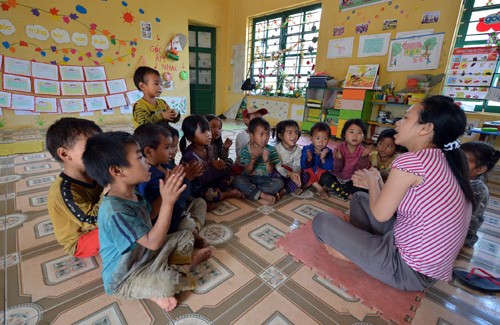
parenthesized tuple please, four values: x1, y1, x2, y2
(387, 33, 444, 71)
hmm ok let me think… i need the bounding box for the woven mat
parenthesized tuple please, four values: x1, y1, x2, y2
(276, 219, 425, 324)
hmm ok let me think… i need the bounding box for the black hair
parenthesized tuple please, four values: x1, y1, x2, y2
(205, 114, 223, 147)
(461, 141, 500, 174)
(157, 120, 179, 139)
(179, 114, 210, 154)
(248, 116, 270, 133)
(418, 95, 474, 205)
(275, 120, 300, 143)
(133, 123, 171, 153)
(341, 118, 367, 139)
(83, 131, 138, 187)
(133, 66, 160, 90)
(376, 128, 406, 153)
(310, 122, 331, 138)
(46, 117, 102, 162)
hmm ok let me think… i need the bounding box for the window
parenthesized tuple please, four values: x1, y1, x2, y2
(248, 4, 321, 97)
(454, 0, 500, 112)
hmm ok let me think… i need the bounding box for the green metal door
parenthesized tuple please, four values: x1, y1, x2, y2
(189, 26, 216, 115)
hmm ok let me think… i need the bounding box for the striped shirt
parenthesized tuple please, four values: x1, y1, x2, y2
(392, 149, 472, 281)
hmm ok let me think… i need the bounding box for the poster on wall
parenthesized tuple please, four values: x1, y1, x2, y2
(387, 33, 444, 71)
(61, 82, 86, 96)
(85, 81, 108, 95)
(85, 97, 108, 111)
(4, 57, 31, 76)
(31, 62, 59, 81)
(107, 79, 128, 94)
(357, 33, 391, 57)
(327, 37, 354, 59)
(161, 96, 187, 115)
(106, 93, 127, 108)
(11, 94, 35, 111)
(0, 91, 12, 108)
(60, 98, 85, 113)
(141, 21, 152, 40)
(84, 66, 107, 81)
(3, 74, 31, 92)
(34, 79, 61, 95)
(60, 66, 85, 81)
(125, 90, 143, 104)
(34, 97, 57, 113)
(340, 0, 388, 11)
(344, 64, 379, 89)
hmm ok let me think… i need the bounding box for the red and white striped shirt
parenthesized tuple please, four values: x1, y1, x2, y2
(392, 149, 472, 281)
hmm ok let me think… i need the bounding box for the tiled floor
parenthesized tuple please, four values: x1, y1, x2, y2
(1, 119, 499, 324)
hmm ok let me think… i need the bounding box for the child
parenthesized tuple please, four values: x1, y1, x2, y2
(132, 66, 180, 128)
(46, 117, 103, 258)
(323, 119, 371, 199)
(300, 122, 333, 199)
(206, 114, 234, 168)
(134, 123, 207, 247)
(180, 115, 242, 205)
(461, 141, 500, 248)
(274, 120, 307, 195)
(369, 128, 398, 182)
(234, 107, 269, 174)
(234, 117, 284, 205)
(82, 131, 212, 312)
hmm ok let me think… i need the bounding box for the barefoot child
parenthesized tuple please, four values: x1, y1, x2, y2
(83, 131, 212, 312)
(274, 120, 307, 196)
(206, 114, 234, 168)
(300, 122, 333, 199)
(461, 141, 500, 248)
(369, 128, 398, 182)
(134, 123, 207, 247)
(46, 117, 103, 258)
(234, 117, 284, 205)
(323, 119, 371, 199)
(180, 115, 242, 205)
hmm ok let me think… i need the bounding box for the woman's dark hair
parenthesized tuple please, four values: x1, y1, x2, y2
(248, 116, 270, 133)
(419, 95, 474, 205)
(157, 120, 179, 139)
(341, 118, 367, 139)
(133, 123, 171, 154)
(179, 114, 210, 154)
(461, 141, 500, 174)
(310, 122, 331, 138)
(83, 131, 137, 187)
(205, 114, 223, 147)
(275, 120, 300, 143)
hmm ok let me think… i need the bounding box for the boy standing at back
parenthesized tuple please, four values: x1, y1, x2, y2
(132, 66, 180, 128)
(83, 131, 212, 311)
(46, 117, 103, 258)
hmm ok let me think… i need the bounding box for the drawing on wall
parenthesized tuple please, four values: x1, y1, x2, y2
(247, 98, 289, 120)
(344, 64, 379, 89)
(421, 11, 440, 24)
(333, 26, 344, 36)
(358, 33, 391, 57)
(340, 0, 388, 11)
(141, 21, 152, 40)
(387, 33, 444, 71)
(327, 37, 354, 59)
(382, 19, 397, 30)
(161, 97, 187, 115)
(355, 23, 369, 34)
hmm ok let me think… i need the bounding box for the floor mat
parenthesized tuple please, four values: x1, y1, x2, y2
(276, 219, 425, 325)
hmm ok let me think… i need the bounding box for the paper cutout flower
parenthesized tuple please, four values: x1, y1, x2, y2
(90, 23, 97, 29)
(49, 7, 59, 16)
(75, 5, 86, 14)
(63, 16, 70, 23)
(9, 47, 15, 53)
(40, 51, 46, 57)
(50, 61, 56, 65)
(20, 41, 28, 47)
(50, 46, 57, 52)
(70, 49, 76, 54)
(2, 41, 10, 49)
(69, 13, 78, 20)
(63, 56, 69, 62)
(1, 3, 11, 11)
(96, 51, 103, 58)
(62, 48, 69, 54)
(31, 8, 40, 16)
(35, 47, 41, 52)
(7, 0, 17, 8)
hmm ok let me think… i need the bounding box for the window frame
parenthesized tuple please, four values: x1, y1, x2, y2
(248, 3, 321, 97)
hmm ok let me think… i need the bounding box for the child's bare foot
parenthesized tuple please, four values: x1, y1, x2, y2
(150, 296, 178, 312)
(324, 244, 351, 262)
(293, 188, 303, 195)
(190, 247, 212, 270)
(278, 188, 287, 198)
(193, 231, 208, 248)
(260, 192, 276, 205)
(317, 187, 328, 199)
(221, 188, 243, 200)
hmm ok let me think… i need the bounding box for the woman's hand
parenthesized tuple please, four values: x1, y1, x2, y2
(352, 168, 381, 189)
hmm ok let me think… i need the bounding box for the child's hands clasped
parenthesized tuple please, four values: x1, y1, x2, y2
(223, 138, 233, 150)
(184, 161, 204, 181)
(262, 148, 270, 162)
(159, 171, 187, 206)
(161, 109, 178, 122)
(352, 167, 381, 189)
(250, 144, 263, 161)
(212, 159, 227, 170)
(334, 148, 342, 160)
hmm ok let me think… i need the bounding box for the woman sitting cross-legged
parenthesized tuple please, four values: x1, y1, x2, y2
(312, 95, 474, 291)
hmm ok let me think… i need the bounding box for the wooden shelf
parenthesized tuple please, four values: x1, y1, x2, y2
(367, 120, 396, 128)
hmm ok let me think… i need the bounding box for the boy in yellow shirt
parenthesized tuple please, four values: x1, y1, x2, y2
(46, 117, 103, 257)
(132, 66, 180, 128)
